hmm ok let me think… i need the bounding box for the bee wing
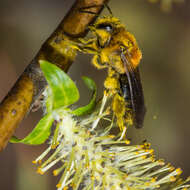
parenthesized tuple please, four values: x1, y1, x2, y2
(120, 52, 146, 128)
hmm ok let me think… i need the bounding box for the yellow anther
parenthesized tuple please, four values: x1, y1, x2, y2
(151, 157, 156, 162)
(32, 160, 37, 164)
(170, 176, 176, 182)
(51, 144, 57, 149)
(38, 160, 42, 164)
(144, 142, 151, 149)
(56, 184, 61, 188)
(169, 165, 175, 172)
(125, 140, 130, 144)
(149, 149, 154, 154)
(158, 159, 165, 165)
(141, 155, 147, 159)
(53, 170, 58, 176)
(108, 135, 115, 138)
(37, 168, 44, 175)
(144, 182, 151, 186)
(151, 177, 157, 183)
(176, 168, 182, 175)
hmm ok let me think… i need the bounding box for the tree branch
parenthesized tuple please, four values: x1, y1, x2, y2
(0, 0, 109, 151)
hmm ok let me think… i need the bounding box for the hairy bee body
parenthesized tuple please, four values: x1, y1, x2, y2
(76, 16, 146, 131)
(99, 27, 142, 70)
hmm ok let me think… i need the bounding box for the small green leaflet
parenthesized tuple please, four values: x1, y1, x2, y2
(10, 113, 54, 145)
(40, 60, 79, 110)
(72, 76, 97, 116)
(10, 61, 97, 145)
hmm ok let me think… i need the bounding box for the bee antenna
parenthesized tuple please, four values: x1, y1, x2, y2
(103, 3, 113, 16)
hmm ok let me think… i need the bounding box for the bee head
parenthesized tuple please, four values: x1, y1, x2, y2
(89, 17, 122, 48)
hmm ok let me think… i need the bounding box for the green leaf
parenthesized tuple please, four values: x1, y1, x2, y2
(82, 76, 96, 91)
(40, 60, 79, 110)
(10, 113, 54, 145)
(45, 86, 53, 113)
(72, 76, 97, 116)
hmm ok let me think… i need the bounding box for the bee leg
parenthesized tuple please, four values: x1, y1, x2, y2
(92, 55, 107, 69)
(104, 76, 119, 93)
(67, 38, 97, 54)
(112, 94, 126, 132)
(107, 68, 118, 78)
(78, 38, 98, 53)
(79, 38, 95, 45)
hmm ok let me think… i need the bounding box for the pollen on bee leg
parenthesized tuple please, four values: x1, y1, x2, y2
(125, 116, 133, 126)
(107, 68, 116, 77)
(112, 94, 125, 115)
(112, 94, 126, 132)
(104, 76, 119, 91)
(116, 117, 125, 131)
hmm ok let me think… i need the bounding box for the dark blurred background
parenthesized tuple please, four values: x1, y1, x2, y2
(0, 0, 190, 189)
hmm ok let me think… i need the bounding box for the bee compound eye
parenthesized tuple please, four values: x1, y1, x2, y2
(105, 25, 113, 32)
(96, 23, 113, 32)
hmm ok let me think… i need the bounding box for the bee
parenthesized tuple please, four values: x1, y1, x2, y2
(75, 15, 146, 132)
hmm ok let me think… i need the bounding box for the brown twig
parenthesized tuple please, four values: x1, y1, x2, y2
(0, 0, 109, 151)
